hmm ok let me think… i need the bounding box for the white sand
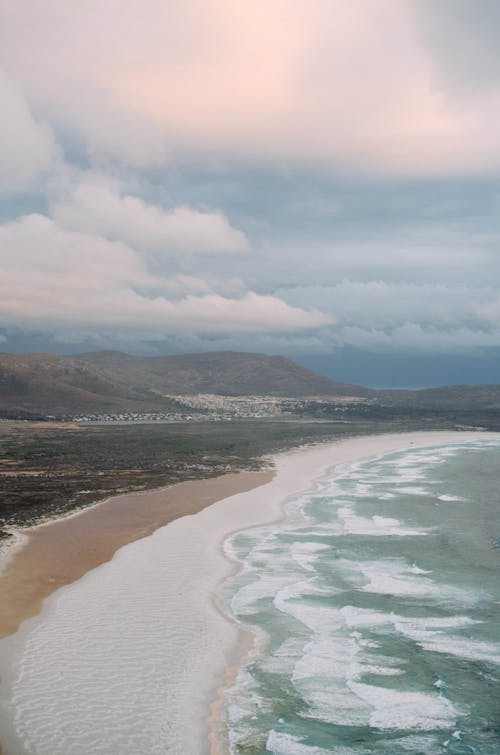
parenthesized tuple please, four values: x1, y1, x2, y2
(0, 431, 496, 755)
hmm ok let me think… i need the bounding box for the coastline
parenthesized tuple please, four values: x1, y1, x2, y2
(207, 429, 500, 752)
(0, 468, 274, 640)
(0, 430, 498, 755)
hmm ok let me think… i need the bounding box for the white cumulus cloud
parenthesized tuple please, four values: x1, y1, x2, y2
(50, 176, 248, 255)
(0, 213, 329, 333)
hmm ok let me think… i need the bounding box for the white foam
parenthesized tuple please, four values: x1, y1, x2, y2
(369, 614, 500, 665)
(355, 559, 473, 604)
(389, 733, 444, 751)
(397, 486, 428, 496)
(231, 575, 292, 616)
(289, 615, 406, 727)
(349, 483, 375, 498)
(290, 542, 329, 572)
(410, 563, 431, 574)
(222, 535, 240, 562)
(341, 605, 392, 628)
(336, 508, 427, 537)
(266, 730, 339, 755)
(342, 604, 482, 635)
(298, 682, 372, 727)
(339, 606, 500, 665)
(274, 581, 342, 633)
(293, 635, 359, 682)
(348, 682, 456, 730)
(358, 560, 440, 598)
(259, 637, 306, 674)
(394, 615, 479, 630)
(397, 629, 500, 665)
(437, 494, 464, 502)
(360, 663, 404, 677)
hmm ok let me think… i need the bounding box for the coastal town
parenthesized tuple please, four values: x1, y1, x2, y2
(72, 393, 365, 423)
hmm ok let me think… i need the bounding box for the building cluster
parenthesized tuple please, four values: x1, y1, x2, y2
(169, 393, 288, 418)
(73, 411, 204, 424)
(72, 394, 366, 424)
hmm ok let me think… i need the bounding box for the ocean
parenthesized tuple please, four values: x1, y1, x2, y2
(222, 440, 500, 754)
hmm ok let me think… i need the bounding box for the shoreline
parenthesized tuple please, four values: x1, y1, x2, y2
(207, 429, 500, 752)
(0, 430, 498, 755)
(0, 468, 274, 640)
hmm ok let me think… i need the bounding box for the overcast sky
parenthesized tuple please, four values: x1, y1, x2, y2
(2, 1, 500, 386)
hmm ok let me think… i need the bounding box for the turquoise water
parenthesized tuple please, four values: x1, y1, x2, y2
(222, 440, 500, 754)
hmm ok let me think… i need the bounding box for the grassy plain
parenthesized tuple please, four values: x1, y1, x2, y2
(0, 416, 442, 537)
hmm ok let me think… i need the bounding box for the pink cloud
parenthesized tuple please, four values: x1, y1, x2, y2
(2, 1, 499, 175)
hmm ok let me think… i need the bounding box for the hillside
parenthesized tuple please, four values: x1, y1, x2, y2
(380, 384, 500, 410)
(0, 351, 371, 417)
(76, 351, 373, 398)
(2, 350, 499, 421)
(0, 352, 178, 417)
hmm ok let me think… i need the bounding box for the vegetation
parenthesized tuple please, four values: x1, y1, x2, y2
(0, 415, 428, 537)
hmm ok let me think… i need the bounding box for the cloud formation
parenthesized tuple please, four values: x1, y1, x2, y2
(0, 213, 329, 333)
(51, 175, 248, 254)
(0, 72, 58, 195)
(3, 1, 500, 175)
(275, 281, 500, 355)
(2, 2, 500, 370)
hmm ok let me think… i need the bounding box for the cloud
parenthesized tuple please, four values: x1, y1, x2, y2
(0, 213, 329, 333)
(3, 2, 500, 176)
(278, 281, 491, 330)
(3, 3, 500, 364)
(412, 0, 500, 95)
(0, 71, 59, 195)
(270, 280, 500, 354)
(50, 176, 248, 254)
(336, 323, 500, 355)
(471, 295, 500, 326)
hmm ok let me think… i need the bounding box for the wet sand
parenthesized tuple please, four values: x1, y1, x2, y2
(0, 469, 273, 639)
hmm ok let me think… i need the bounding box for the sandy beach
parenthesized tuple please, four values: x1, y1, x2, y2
(0, 469, 274, 639)
(0, 430, 497, 755)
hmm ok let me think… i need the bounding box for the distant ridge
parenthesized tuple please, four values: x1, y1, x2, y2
(0, 350, 372, 417)
(75, 350, 373, 397)
(2, 350, 500, 419)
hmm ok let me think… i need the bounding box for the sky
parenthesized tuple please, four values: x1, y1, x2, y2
(1, 0, 500, 387)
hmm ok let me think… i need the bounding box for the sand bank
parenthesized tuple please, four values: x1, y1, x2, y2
(0, 469, 274, 639)
(0, 431, 496, 755)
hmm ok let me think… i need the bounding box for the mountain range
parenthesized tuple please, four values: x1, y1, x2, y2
(0, 350, 499, 418)
(0, 350, 371, 417)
